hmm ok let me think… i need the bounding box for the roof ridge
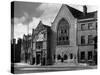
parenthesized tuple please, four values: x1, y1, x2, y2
(65, 4, 83, 13)
(43, 24, 51, 28)
(65, 4, 83, 19)
(87, 11, 97, 14)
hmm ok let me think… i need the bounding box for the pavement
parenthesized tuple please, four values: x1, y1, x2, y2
(12, 62, 97, 74)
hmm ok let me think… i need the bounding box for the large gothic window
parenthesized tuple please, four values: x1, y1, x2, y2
(57, 18, 69, 45)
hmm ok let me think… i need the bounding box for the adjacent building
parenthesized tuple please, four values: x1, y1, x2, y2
(11, 38, 22, 63)
(31, 21, 52, 66)
(21, 34, 32, 63)
(77, 6, 97, 64)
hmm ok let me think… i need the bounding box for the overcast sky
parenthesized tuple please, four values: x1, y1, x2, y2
(12, 1, 97, 40)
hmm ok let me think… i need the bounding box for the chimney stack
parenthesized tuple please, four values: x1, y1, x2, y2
(83, 5, 87, 16)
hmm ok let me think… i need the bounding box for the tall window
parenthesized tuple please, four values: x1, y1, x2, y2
(64, 54, 68, 60)
(81, 36, 85, 45)
(88, 23, 93, 29)
(81, 24, 85, 30)
(70, 53, 73, 59)
(57, 54, 61, 60)
(80, 51, 85, 60)
(88, 35, 93, 44)
(57, 18, 69, 45)
(88, 51, 92, 60)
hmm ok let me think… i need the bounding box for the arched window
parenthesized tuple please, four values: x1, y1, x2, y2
(64, 54, 68, 60)
(70, 53, 73, 59)
(57, 18, 69, 45)
(57, 54, 61, 60)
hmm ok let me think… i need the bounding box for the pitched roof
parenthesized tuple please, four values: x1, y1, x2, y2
(33, 21, 51, 35)
(43, 25, 51, 28)
(35, 21, 50, 30)
(66, 5, 83, 19)
(66, 5, 97, 19)
(78, 11, 97, 19)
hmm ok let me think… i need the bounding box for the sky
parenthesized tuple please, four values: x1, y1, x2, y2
(11, 1, 98, 40)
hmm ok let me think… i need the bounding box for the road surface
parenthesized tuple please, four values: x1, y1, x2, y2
(11, 63, 97, 74)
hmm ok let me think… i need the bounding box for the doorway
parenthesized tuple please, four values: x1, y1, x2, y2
(42, 57, 46, 65)
(36, 53, 41, 65)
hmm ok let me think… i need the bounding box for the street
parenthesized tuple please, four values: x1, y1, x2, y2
(12, 63, 97, 74)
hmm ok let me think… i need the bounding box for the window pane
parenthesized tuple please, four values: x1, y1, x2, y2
(57, 54, 61, 60)
(88, 23, 93, 29)
(81, 36, 85, 45)
(88, 35, 93, 44)
(66, 36, 69, 40)
(88, 51, 92, 60)
(81, 24, 85, 30)
(64, 54, 68, 60)
(80, 51, 85, 60)
(59, 37, 61, 41)
(63, 37, 65, 40)
(70, 53, 73, 59)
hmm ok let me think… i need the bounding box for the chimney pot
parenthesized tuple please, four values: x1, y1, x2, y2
(83, 5, 87, 16)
